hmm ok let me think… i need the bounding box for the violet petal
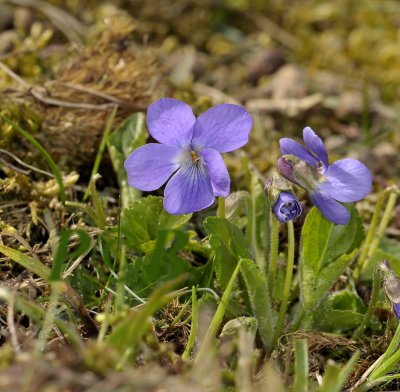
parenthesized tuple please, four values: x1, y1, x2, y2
(280, 138, 320, 168)
(164, 163, 215, 214)
(309, 190, 350, 225)
(124, 143, 181, 191)
(303, 126, 329, 169)
(146, 98, 195, 146)
(319, 158, 372, 202)
(393, 303, 400, 321)
(201, 148, 230, 197)
(191, 104, 252, 153)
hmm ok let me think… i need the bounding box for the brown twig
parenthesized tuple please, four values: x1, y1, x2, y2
(0, 148, 54, 177)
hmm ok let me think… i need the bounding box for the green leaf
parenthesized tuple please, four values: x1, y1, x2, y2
(319, 351, 360, 392)
(121, 196, 191, 251)
(220, 316, 258, 337)
(318, 309, 364, 332)
(107, 113, 148, 208)
(314, 289, 368, 332)
(300, 206, 364, 311)
(125, 230, 206, 298)
(204, 216, 251, 289)
(315, 249, 358, 300)
(240, 258, 274, 352)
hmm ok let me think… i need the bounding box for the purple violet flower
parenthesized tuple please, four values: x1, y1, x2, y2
(277, 127, 372, 225)
(124, 98, 252, 215)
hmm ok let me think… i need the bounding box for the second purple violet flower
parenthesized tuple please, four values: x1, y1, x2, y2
(277, 127, 372, 225)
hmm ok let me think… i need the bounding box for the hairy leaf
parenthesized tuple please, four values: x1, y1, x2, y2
(240, 258, 274, 352)
(204, 216, 251, 289)
(300, 206, 364, 311)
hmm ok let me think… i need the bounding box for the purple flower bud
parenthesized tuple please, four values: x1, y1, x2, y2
(272, 191, 302, 222)
(379, 260, 400, 321)
(277, 156, 298, 185)
(277, 155, 321, 191)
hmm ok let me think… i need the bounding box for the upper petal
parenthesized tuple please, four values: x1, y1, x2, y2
(302, 127, 328, 169)
(201, 148, 230, 197)
(191, 104, 252, 152)
(124, 143, 181, 191)
(279, 138, 320, 168)
(164, 163, 215, 215)
(310, 190, 350, 225)
(319, 159, 372, 202)
(146, 98, 195, 146)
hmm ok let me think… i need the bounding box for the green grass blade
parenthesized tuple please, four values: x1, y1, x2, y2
(336, 351, 360, 389)
(370, 348, 400, 380)
(369, 323, 400, 379)
(0, 243, 51, 280)
(320, 351, 360, 392)
(0, 114, 66, 204)
(319, 362, 342, 392)
(293, 338, 309, 392)
(182, 286, 198, 360)
(82, 105, 117, 201)
(195, 259, 242, 364)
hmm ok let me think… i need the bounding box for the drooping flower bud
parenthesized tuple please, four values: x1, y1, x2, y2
(378, 260, 400, 320)
(265, 175, 302, 222)
(277, 155, 323, 192)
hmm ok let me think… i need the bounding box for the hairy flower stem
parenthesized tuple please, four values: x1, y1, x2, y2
(272, 220, 295, 348)
(352, 266, 381, 340)
(246, 194, 255, 250)
(268, 215, 279, 296)
(355, 188, 398, 281)
(217, 196, 226, 219)
(354, 191, 387, 280)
